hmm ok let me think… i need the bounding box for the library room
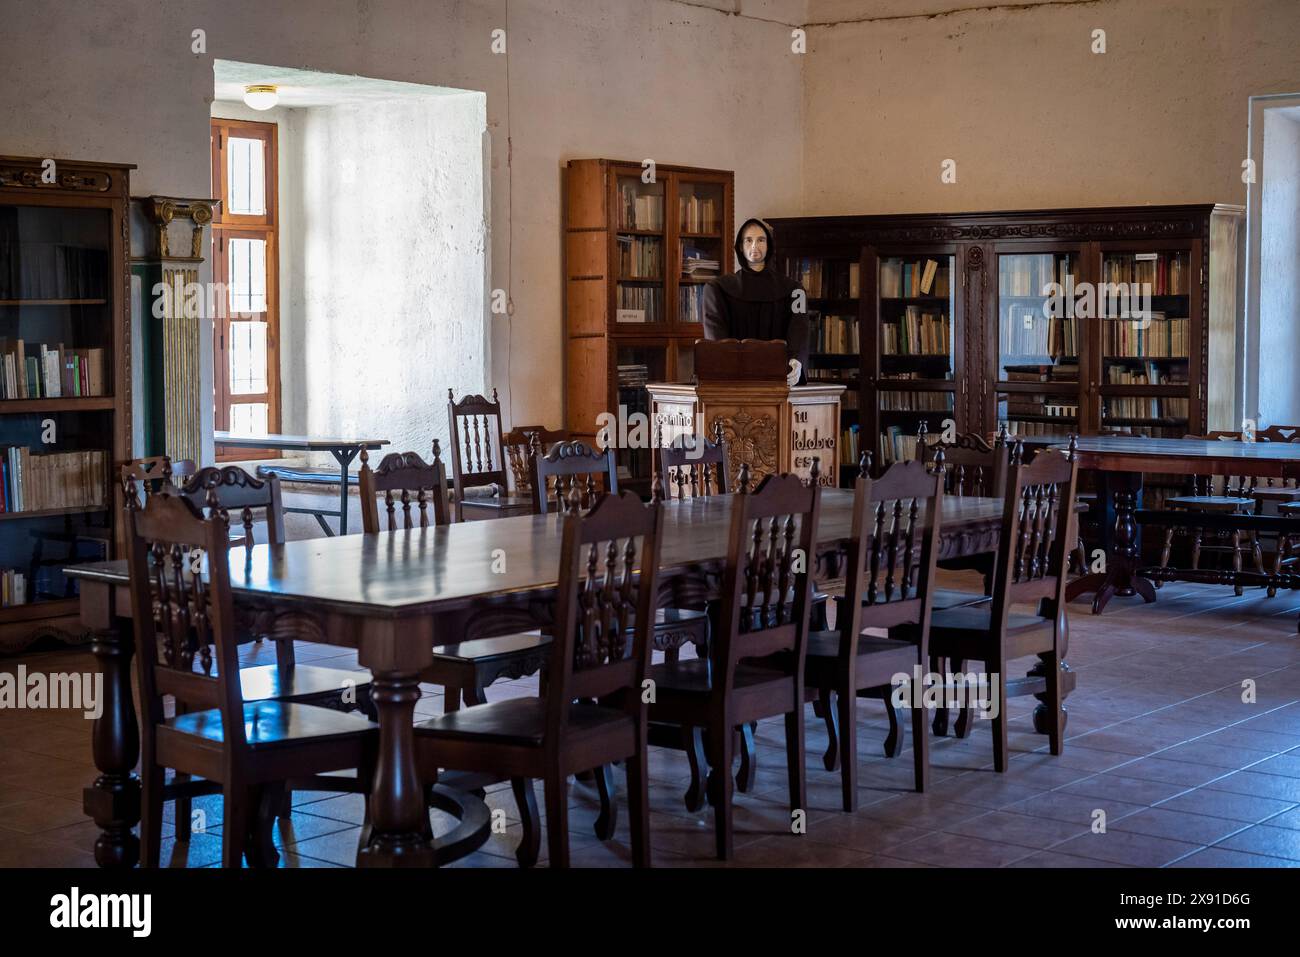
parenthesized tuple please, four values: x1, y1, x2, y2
(0, 0, 1298, 932)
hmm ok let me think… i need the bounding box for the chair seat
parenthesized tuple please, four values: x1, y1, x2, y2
(648, 657, 786, 695)
(164, 700, 376, 748)
(460, 493, 532, 511)
(805, 630, 914, 659)
(1167, 495, 1254, 510)
(929, 604, 1047, 636)
(1253, 487, 1300, 503)
(414, 697, 632, 746)
(432, 632, 551, 664)
(239, 664, 372, 703)
(658, 607, 708, 625)
(930, 588, 991, 611)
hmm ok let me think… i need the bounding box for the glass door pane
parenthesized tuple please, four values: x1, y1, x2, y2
(614, 344, 667, 485)
(227, 137, 267, 216)
(878, 255, 953, 381)
(615, 175, 664, 325)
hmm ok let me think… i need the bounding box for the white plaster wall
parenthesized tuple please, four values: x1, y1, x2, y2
(800, 0, 1300, 214)
(0, 0, 806, 446)
(287, 94, 487, 463)
(1257, 108, 1300, 427)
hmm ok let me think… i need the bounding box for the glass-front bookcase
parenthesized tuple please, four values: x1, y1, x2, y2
(0, 156, 131, 646)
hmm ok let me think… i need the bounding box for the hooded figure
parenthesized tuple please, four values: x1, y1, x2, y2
(702, 217, 809, 385)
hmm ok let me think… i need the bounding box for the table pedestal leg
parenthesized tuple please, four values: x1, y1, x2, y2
(1065, 471, 1156, 614)
(82, 623, 140, 868)
(357, 671, 434, 867)
(332, 446, 360, 536)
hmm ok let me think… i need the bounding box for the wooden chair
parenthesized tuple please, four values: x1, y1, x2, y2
(656, 420, 730, 501)
(504, 424, 568, 498)
(927, 448, 1079, 770)
(647, 463, 822, 860)
(358, 440, 552, 711)
(807, 458, 942, 810)
(1156, 432, 1265, 596)
(414, 490, 664, 867)
(529, 438, 619, 514)
(448, 388, 533, 521)
(121, 455, 197, 504)
(125, 489, 377, 868)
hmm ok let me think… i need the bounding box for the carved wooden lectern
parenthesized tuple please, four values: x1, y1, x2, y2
(646, 339, 843, 489)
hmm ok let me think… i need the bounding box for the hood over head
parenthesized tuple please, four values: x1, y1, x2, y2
(734, 218, 776, 273)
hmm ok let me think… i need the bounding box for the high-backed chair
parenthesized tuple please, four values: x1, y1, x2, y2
(358, 441, 552, 711)
(504, 424, 568, 499)
(646, 464, 822, 860)
(125, 489, 377, 868)
(529, 438, 619, 515)
(414, 490, 664, 867)
(927, 448, 1079, 769)
(121, 455, 197, 504)
(657, 422, 730, 501)
(806, 459, 942, 810)
(1155, 432, 1264, 595)
(448, 388, 533, 520)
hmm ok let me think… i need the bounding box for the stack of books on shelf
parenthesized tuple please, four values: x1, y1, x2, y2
(680, 243, 719, 278)
(617, 184, 663, 230)
(879, 391, 953, 412)
(1103, 315, 1189, 357)
(880, 259, 948, 298)
(1, 569, 27, 608)
(882, 308, 949, 355)
(1102, 252, 1189, 295)
(0, 447, 107, 512)
(0, 241, 109, 300)
(879, 426, 923, 464)
(617, 236, 661, 279)
(1003, 396, 1079, 421)
(679, 194, 719, 234)
(788, 259, 860, 299)
(0, 340, 108, 398)
(1106, 363, 1188, 386)
(1103, 396, 1190, 421)
(999, 255, 1073, 297)
(1003, 361, 1079, 383)
(1000, 418, 1075, 438)
(812, 314, 859, 353)
(678, 285, 705, 323)
(616, 286, 661, 323)
(616, 365, 649, 398)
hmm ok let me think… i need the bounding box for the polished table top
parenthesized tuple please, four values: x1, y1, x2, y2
(66, 490, 1004, 618)
(214, 431, 390, 451)
(1032, 434, 1300, 465)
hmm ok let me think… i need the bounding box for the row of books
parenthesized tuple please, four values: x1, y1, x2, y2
(1103, 317, 1189, 357)
(681, 243, 720, 277)
(879, 427, 922, 464)
(880, 259, 948, 298)
(881, 309, 950, 355)
(617, 183, 663, 231)
(617, 236, 661, 279)
(1000, 308, 1079, 359)
(1, 447, 108, 513)
(0, 569, 28, 608)
(616, 285, 661, 323)
(0, 240, 109, 300)
(1103, 397, 1190, 420)
(999, 254, 1075, 298)
(812, 314, 859, 354)
(1106, 363, 1189, 386)
(1101, 252, 1189, 296)
(788, 258, 860, 299)
(1000, 418, 1076, 437)
(0, 341, 108, 399)
(841, 425, 861, 465)
(678, 285, 706, 323)
(1003, 361, 1080, 383)
(880, 391, 953, 412)
(1101, 426, 1185, 440)
(679, 194, 720, 234)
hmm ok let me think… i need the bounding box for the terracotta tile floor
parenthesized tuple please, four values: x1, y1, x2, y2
(3, 574, 1300, 868)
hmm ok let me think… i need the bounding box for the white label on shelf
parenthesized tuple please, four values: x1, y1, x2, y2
(616, 309, 646, 323)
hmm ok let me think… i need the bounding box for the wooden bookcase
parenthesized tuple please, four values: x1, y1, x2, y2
(0, 156, 133, 652)
(563, 159, 734, 492)
(767, 205, 1243, 494)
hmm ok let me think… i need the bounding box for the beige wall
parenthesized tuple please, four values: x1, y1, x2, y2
(0, 0, 805, 438)
(801, 0, 1300, 215)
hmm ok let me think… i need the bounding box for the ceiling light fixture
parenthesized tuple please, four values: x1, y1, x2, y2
(243, 85, 279, 110)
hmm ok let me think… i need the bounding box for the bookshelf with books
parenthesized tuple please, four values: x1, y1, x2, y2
(0, 156, 132, 647)
(564, 159, 733, 491)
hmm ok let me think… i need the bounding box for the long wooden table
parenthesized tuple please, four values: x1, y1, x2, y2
(67, 489, 1032, 868)
(1030, 435, 1300, 613)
